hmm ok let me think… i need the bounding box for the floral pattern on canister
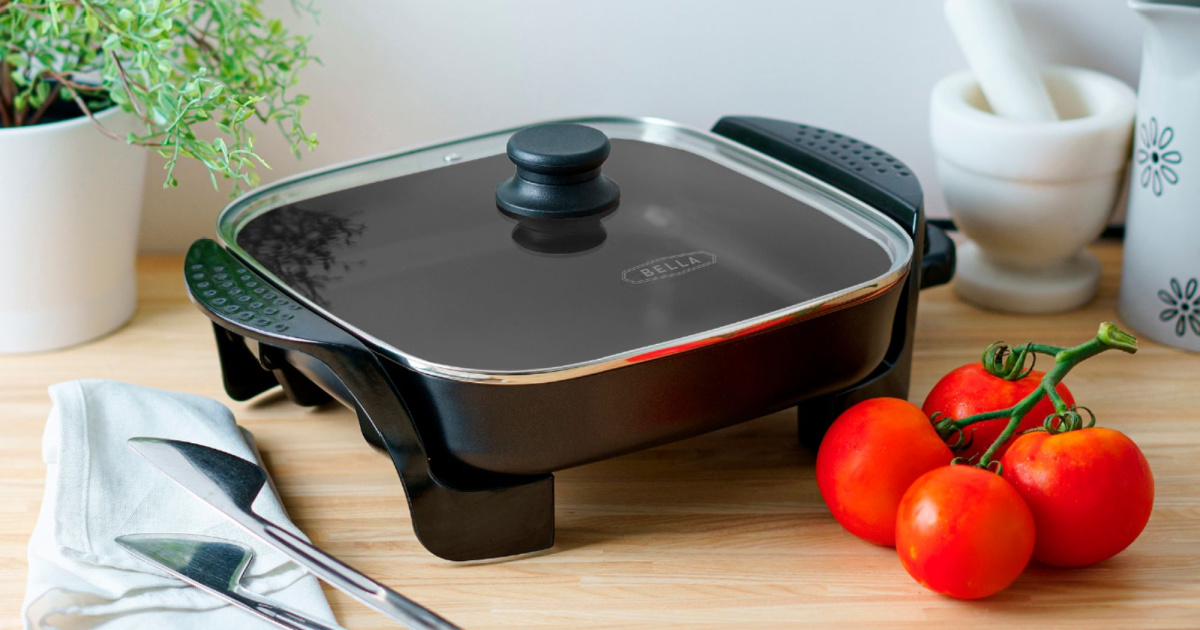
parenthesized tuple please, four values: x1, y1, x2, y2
(1158, 278, 1200, 337)
(1136, 117, 1183, 197)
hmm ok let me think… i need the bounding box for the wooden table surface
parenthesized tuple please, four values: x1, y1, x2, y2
(2, 240, 1199, 629)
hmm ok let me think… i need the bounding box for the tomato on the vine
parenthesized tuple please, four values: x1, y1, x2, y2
(895, 465, 1035, 599)
(1001, 427, 1154, 567)
(923, 363, 1075, 460)
(816, 398, 953, 547)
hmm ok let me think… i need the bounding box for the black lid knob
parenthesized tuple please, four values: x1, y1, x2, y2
(496, 123, 620, 219)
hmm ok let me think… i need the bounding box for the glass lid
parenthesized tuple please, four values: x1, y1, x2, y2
(219, 117, 912, 380)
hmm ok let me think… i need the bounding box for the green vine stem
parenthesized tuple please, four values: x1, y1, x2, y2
(934, 323, 1138, 470)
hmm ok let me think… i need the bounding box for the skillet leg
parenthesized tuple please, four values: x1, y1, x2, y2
(212, 325, 279, 401)
(213, 327, 335, 407)
(340, 378, 555, 562)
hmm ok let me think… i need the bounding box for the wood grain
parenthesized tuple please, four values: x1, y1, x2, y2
(2, 240, 1198, 629)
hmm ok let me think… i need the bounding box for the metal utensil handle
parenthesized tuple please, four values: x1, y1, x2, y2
(258, 520, 460, 630)
(227, 587, 347, 630)
(198, 489, 458, 630)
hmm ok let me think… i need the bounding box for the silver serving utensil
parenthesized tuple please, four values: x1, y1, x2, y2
(127, 437, 459, 630)
(117, 534, 346, 630)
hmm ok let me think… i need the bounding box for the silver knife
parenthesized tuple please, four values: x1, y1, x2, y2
(117, 533, 346, 630)
(127, 437, 460, 630)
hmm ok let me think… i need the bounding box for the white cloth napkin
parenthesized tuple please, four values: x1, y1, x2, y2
(22, 379, 338, 630)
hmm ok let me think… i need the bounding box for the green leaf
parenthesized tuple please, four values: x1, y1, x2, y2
(3, 0, 317, 197)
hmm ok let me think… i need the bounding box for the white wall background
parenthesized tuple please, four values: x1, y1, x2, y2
(138, 0, 1146, 252)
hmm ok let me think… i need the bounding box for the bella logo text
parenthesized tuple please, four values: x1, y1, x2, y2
(623, 251, 717, 284)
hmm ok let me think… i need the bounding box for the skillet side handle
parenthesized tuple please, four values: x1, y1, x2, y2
(184, 239, 555, 561)
(711, 116, 923, 238)
(711, 116, 956, 289)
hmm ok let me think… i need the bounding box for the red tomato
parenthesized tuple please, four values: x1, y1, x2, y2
(1001, 427, 1154, 567)
(923, 364, 1075, 460)
(895, 465, 1035, 599)
(816, 398, 953, 547)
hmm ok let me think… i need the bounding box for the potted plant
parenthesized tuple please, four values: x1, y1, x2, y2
(0, 0, 317, 353)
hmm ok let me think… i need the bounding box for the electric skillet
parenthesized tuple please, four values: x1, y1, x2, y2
(183, 116, 955, 561)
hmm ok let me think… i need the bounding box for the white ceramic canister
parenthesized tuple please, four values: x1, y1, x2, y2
(1119, 0, 1200, 351)
(0, 108, 147, 353)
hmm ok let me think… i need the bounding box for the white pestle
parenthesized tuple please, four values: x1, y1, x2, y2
(944, 0, 1059, 121)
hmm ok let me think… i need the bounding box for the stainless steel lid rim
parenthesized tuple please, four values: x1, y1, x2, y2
(214, 116, 915, 385)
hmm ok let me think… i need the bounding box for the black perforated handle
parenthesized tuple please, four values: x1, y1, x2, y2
(185, 239, 358, 349)
(185, 239, 556, 562)
(712, 116, 953, 288)
(713, 116, 922, 236)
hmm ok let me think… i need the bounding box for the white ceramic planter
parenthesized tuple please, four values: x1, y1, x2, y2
(931, 65, 1136, 313)
(1118, 1, 1200, 352)
(0, 108, 148, 353)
